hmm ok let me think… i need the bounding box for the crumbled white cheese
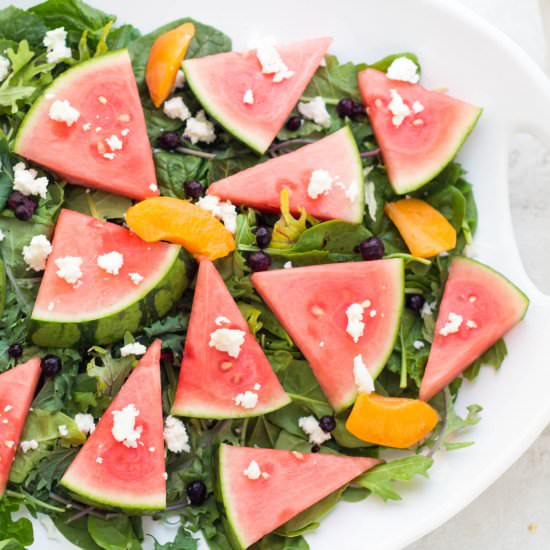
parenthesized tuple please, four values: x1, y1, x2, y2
(0, 56, 9, 82)
(364, 179, 378, 222)
(413, 340, 425, 350)
(105, 134, 123, 152)
(4, 440, 14, 448)
(97, 251, 124, 275)
(369, 309, 377, 318)
(149, 447, 155, 452)
(120, 342, 147, 357)
(209, 328, 245, 358)
(439, 312, 463, 336)
(346, 303, 365, 343)
(22, 235, 52, 271)
(184, 110, 216, 144)
(98, 95, 107, 104)
(283, 261, 293, 269)
(149, 183, 158, 192)
(111, 403, 142, 448)
(298, 96, 331, 128)
(234, 391, 259, 409)
(420, 300, 435, 319)
(319, 57, 327, 67)
(412, 101, 424, 113)
(103, 152, 115, 160)
(253, 383, 262, 391)
(82, 122, 92, 131)
(353, 354, 375, 394)
(20, 440, 39, 453)
(162, 472, 168, 480)
(388, 89, 411, 127)
(74, 413, 95, 435)
(96, 457, 103, 464)
(215, 316, 230, 326)
(13, 162, 49, 199)
(243, 89, 254, 105)
(163, 415, 190, 453)
(256, 42, 294, 82)
(345, 180, 359, 203)
(196, 195, 238, 233)
(48, 99, 80, 127)
(0, 229, 5, 242)
(307, 169, 334, 199)
(4, 405, 12, 413)
(173, 69, 185, 90)
(121, 128, 130, 137)
(386, 57, 420, 84)
(55, 256, 83, 285)
(43, 27, 72, 64)
(58, 425, 69, 437)
(128, 272, 144, 285)
(163, 96, 191, 121)
(466, 320, 478, 329)
(243, 460, 262, 480)
(298, 416, 331, 446)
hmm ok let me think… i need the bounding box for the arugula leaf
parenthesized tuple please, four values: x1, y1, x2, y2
(86, 346, 135, 398)
(153, 526, 198, 550)
(0, 7, 47, 47)
(442, 403, 483, 451)
(463, 338, 507, 381)
(355, 456, 433, 501)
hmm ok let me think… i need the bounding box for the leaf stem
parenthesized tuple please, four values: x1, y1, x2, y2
(6, 490, 65, 513)
(175, 147, 216, 160)
(385, 253, 432, 266)
(85, 191, 99, 219)
(269, 139, 316, 153)
(360, 148, 381, 158)
(3, 261, 31, 312)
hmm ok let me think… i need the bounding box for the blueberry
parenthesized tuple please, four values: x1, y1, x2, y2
(186, 480, 208, 506)
(41, 355, 62, 377)
(336, 98, 355, 118)
(14, 204, 35, 221)
(319, 415, 336, 433)
(247, 251, 271, 272)
(160, 349, 174, 363)
(255, 226, 272, 249)
(406, 293, 425, 312)
(157, 131, 180, 150)
(285, 116, 303, 131)
(7, 191, 27, 210)
(7, 343, 23, 359)
(183, 180, 204, 200)
(8, 191, 36, 221)
(351, 101, 365, 119)
(359, 237, 385, 261)
(311, 444, 321, 453)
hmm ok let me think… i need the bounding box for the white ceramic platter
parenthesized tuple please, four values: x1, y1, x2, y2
(11, 0, 550, 548)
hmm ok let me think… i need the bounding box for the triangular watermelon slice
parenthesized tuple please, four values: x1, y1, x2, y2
(252, 260, 404, 412)
(61, 340, 166, 510)
(183, 37, 332, 153)
(172, 259, 290, 418)
(207, 127, 364, 223)
(14, 50, 158, 200)
(219, 444, 379, 548)
(30, 209, 189, 348)
(358, 68, 482, 194)
(0, 359, 41, 496)
(420, 257, 528, 401)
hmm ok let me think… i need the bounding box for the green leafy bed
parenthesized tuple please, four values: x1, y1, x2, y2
(0, 1, 503, 549)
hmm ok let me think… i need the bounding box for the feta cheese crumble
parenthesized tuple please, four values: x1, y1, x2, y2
(364, 179, 378, 222)
(209, 328, 246, 358)
(121, 128, 130, 137)
(283, 261, 293, 269)
(58, 425, 69, 437)
(82, 122, 91, 131)
(243, 460, 262, 480)
(4, 405, 12, 413)
(243, 89, 254, 105)
(20, 440, 39, 453)
(215, 316, 230, 326)
(22, 235, 52, 271)
(105, 134, 123, 152)
(75, 413, 95, 435)
(49, 99, 80, 127)
(386, 57, 420, 84)
(98, 96, 107, 104)
(307, 169, 334, 199)
(55, 256, 83, 285)
(353, 354, 375, 394)
(103, 152, 115, 160)
(111, 403, 142, 448)
(0, 56, 10, 82)
(466, 320, 478, 329)
(149, 183, 158, 192)
(298, 416, 331, 446)
(13, 162, 49, 198)
(298, 96, 331, 128)
(196, 195, 238, 233)
(388, 89, 411, 127)
(120, 342, 147, 357)
(346, 303, 365, 343)
(412, 100, 424, 113)
(163, 97, 191, 121)
(0, 229, 5, 242)
(420, 300, 435, 319)
(439, 312, 463, 336)
(97, 251, 124, 275)
(163, 415, 190, 453)
(413, 340, 425, 350)
(96, 457, 103, 464)
(256, 42, 294, 82)
(129, 272, 144, 285)
(234, 391, 259, 409)
(184, 110, 216, 144)
(43, 27, 72, 64)
(4, 440, 14, 449)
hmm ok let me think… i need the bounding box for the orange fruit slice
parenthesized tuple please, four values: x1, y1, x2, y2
(384, 198, 456, 258)
(346, 392, 439, 449)
(126, 197, 235, 261)
(146, 22, 195, 108)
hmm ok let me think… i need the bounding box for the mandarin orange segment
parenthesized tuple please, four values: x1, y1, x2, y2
(346, 393, 439, 449)
(146, 22, 195, 108)
(384, 198, 456, 258)
(125, 197, 235, 261)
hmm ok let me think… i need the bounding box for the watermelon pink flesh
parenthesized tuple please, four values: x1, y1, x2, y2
(420, 257, 528, 401)
(358, 68, 482, 194)
(252, 260, 404, 412)
(183, 38, 332, 154)
(207, 127, 364, 223)
(14, 50, 158, 200)
(172, 259, 290, 418)
(32, 209, 180, 322)
(61, 340, 166, 510)
(0, 359, 41, 496)
(219, 444, 379, 548)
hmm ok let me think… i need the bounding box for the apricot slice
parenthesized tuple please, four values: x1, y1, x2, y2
(346, 392, 439, 448)
(126, 197, 235, 261)
(384, 198, 456, 258)
(146, 22, 195, 108)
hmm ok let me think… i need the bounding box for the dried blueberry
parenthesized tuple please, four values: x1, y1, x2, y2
(41, 354, 62, 377)
(255, 226, 272, 249)
(319, 415, 336, 433)
(8, 191, 36, 221)
(311, 444, 321, 453)
(359, 237, 385, 261)
(336, 98, 355, 118)
(406, 293, 425, 312)
(351, 101, 365, 119)
(7, 343, 23, 359)
(186, 480, 208, 506)
(285, 116, 303, 131)
(183, 180, 204, 200)
(157, 131, 180, 150)
(247, 251, 272, 272)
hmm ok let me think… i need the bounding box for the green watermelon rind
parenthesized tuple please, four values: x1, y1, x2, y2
(13, 50, 130, 153)
(30, 249, 193, 348)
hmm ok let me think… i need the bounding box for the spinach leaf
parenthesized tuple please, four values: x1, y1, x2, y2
(0, 7, 47, 46)
(53, 513, 103, 550)
(87, 516, 142, 550)
(253, 534, 309, 550)
(368, 52, 421, 74)
(154, 150, 208, 198)
(0, 539, 26, 550)
(63, 187, 131, 221)
(208, 145, 262, 184)
(106, 24, 141, 49)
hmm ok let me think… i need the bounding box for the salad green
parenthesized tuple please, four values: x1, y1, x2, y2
(0, 1, 505, 548)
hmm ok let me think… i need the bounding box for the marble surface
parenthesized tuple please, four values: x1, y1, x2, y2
(408, 1, 550, 548)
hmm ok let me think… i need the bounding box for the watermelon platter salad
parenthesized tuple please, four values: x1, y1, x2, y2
(0, 1, 531, 549)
